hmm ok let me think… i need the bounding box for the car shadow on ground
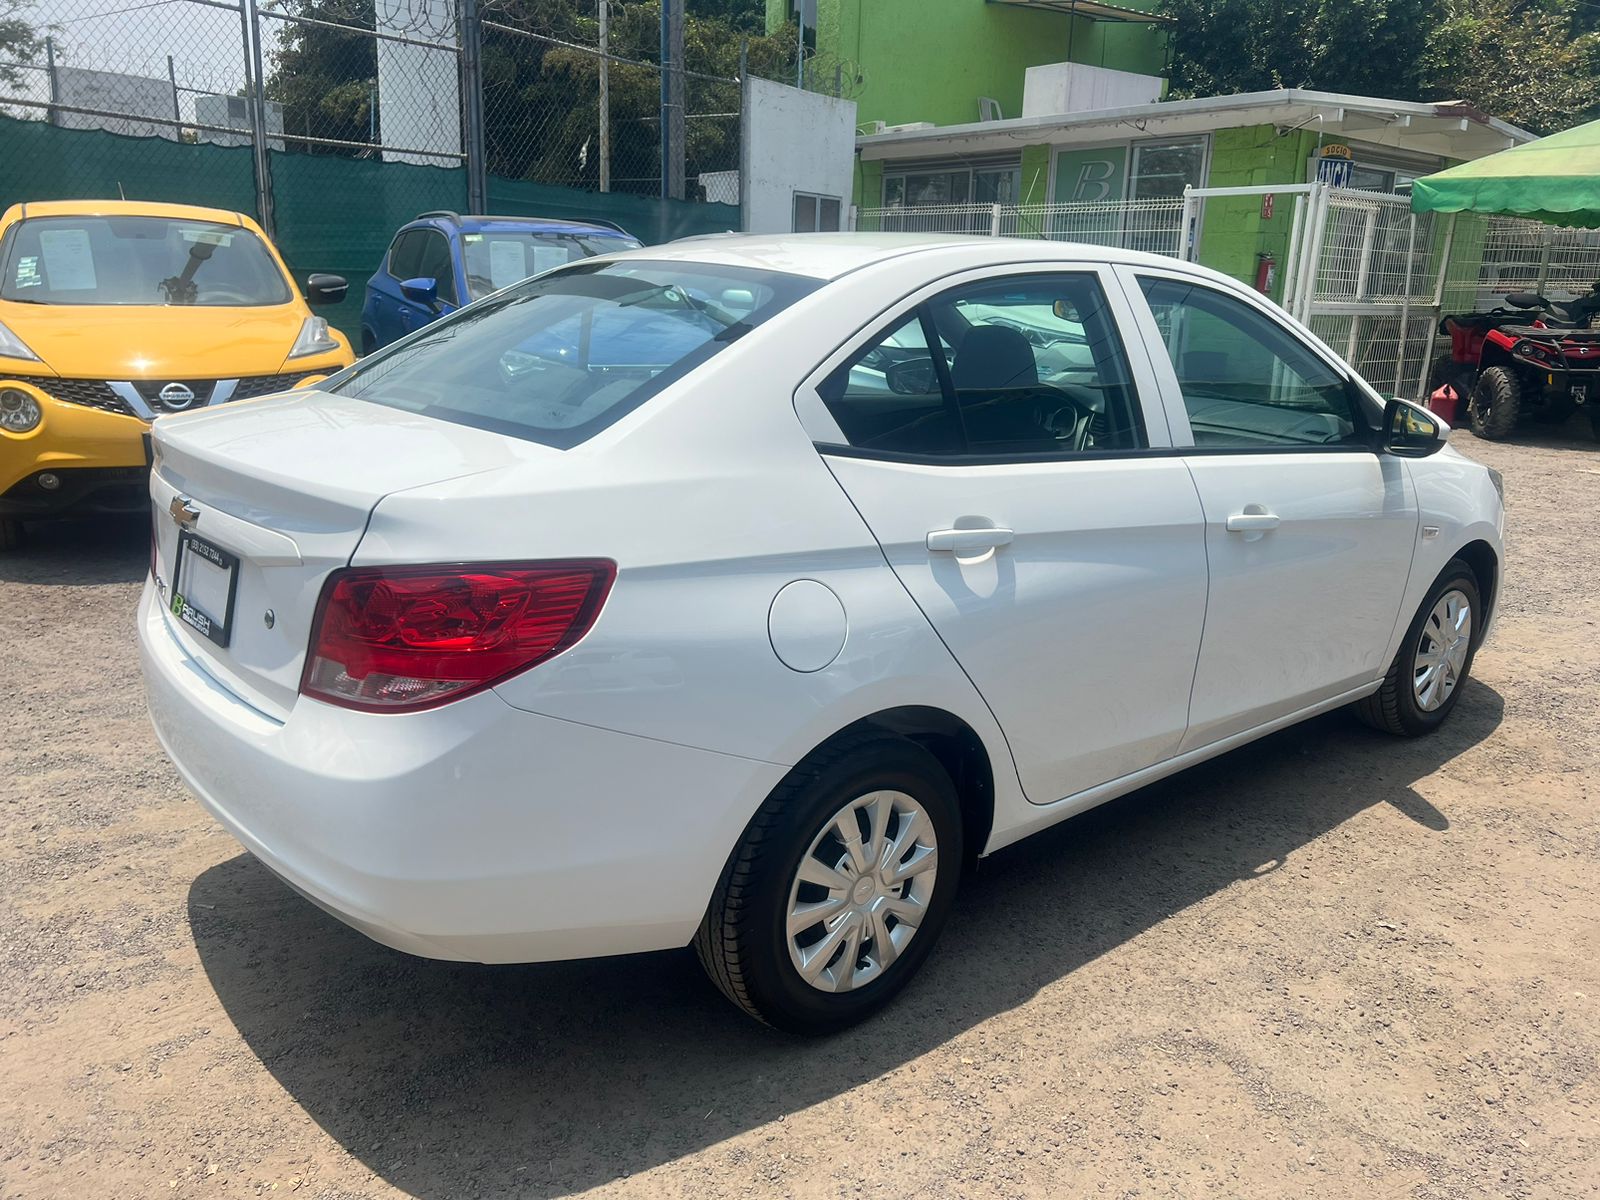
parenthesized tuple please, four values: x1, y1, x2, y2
(0, 514, 148, 585)
(188, 681, 1503, 1199)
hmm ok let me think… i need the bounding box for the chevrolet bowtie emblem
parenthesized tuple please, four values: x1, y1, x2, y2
(170, 495, 200, 529)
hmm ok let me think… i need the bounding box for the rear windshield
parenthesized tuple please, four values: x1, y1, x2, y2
(1, 215, 291, 306)
(462, 230, 643, 299)
(329, 259, 818, 448)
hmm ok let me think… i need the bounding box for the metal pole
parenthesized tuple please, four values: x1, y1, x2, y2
(1393, 212, 1419, 397)
(240, 0, 274, 236)
(598, 0, 610, 192)
(45, 36, 57, 125)
(166, 55, 181, 129)
(458, 0, 486, 212)
(667, 0, 684, 200)
(659, 0, 669, 200)
(796, 0, 803, 89)
(1281, 193, 1306, 312)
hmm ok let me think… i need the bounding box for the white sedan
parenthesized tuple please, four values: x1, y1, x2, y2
(139, 235, 1504, 1033)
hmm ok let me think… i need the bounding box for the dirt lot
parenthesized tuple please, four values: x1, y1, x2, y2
(2, 427, 1597, 1200)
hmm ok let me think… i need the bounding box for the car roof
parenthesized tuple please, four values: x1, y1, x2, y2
(4, 199, 251, 226)
(609, 232, 1206, 282)
(410, 212, 638, 237)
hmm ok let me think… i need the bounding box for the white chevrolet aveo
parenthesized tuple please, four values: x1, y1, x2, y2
(140, 235, 1504, 1032)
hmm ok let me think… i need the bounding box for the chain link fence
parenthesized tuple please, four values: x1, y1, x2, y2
(0, 0, 761, 341)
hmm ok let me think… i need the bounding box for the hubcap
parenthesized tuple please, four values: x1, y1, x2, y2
(785, 789, 939, 993)
(1413, 588, 1472, 712)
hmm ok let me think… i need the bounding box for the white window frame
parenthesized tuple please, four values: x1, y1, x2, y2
(793, 191, 844, 232)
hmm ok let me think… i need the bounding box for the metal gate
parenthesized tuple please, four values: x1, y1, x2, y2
(1181, 183, 1449, 400)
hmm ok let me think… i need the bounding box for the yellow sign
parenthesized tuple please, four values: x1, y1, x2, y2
(1321, 143, 1354, 159)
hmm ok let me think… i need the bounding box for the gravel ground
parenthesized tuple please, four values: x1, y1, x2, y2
(1, 427, 1597, 1200)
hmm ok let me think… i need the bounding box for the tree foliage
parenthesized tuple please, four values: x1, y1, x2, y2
(265, 0, 378, 152)
(0, 0, 49, 91)
(1157, 0, 1600, 136)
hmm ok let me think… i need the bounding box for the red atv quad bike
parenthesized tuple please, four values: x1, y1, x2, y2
(1431, 284, 1600, 441)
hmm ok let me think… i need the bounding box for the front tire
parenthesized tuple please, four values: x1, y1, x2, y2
(1469, 366, 1521, 439)
(1356, 560, 1482, 736)
(695, 734, 964, 1034)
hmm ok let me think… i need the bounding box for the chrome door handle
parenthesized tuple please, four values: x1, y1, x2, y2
(1225, 511, 1281, 533)
(926, 527, 1015, 552)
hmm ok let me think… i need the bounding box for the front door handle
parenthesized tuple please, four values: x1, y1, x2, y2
(926, 527, 1015, 553)
(1225, 510, 1281, 533)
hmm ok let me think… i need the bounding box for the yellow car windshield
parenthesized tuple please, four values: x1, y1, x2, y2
(0, 215, 292, 307)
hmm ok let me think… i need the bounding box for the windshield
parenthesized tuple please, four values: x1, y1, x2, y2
(0, 215, 292, 307)
(329, 259, 818, 448)
(462, 230, 644, 300)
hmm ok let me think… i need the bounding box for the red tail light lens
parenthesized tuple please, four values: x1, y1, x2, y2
(301, 560, 615, 712)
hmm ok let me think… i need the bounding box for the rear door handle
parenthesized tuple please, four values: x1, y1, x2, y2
(1225, 511, 1281, 533)
(926, 527, 1015, 552)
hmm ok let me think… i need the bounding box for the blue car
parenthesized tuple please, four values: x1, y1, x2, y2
(360, 211, 643, 353)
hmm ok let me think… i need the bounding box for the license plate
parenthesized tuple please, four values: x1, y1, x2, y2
(170, 531, 239, 648)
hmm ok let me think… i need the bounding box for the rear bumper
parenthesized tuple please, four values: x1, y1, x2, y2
(139, 581, 785, 963)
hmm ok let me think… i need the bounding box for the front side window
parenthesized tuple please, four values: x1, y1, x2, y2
(414, 231, 457, 304)
(461, 231, 642, 301)
(0, 215, 291, 307)
(330, 259, 817, 449)
(387, 230, 426, 281)
(818, 272, 1144, 459)
(1137, 276, 1364, 448)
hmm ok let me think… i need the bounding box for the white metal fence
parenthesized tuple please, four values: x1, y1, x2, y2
(854, 198, 1185, 257)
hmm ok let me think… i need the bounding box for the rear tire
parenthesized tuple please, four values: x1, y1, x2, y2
(695, 733, 964, 1034)
(1469, 366, 1521, 439)
(0, 517, 21, 552)
(1356, 560, 1482, 737)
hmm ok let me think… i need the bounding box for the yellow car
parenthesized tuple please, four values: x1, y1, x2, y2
(0, 199, 354, 549)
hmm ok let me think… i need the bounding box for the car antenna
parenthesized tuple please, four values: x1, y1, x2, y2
(118, 182, 126, 200)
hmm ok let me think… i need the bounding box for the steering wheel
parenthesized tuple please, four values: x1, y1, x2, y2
(1034, 389, 1098, 451)
(197, 287, 256, 305)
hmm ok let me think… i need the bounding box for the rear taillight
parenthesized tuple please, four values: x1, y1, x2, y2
(300, 560, 615, 712)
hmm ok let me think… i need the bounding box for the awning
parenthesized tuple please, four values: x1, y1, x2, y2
(1410, 117, 1600, 228)
(986, 0, 1175, 23)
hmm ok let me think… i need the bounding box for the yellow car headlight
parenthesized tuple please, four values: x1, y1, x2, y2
(0, 386, 41, 433)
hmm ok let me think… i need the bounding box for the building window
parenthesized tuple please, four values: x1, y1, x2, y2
(1129, 139, 1207, 200)
(882, 161, 1022, 210)
(793, 191, 842, 232)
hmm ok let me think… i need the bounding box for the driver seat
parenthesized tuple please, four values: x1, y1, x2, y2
(951, 325, 1059, 452)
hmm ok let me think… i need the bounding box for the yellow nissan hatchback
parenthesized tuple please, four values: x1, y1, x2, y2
(0, 200, 354, 549)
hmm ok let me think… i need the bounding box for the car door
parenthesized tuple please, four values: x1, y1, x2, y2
(1117, 266, 1418, 751)
(370, 230, 424, 348)
(800, 266, 1209, 806)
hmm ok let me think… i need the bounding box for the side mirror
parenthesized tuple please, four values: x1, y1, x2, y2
(884, 358, 937, 395)
(1383, 397, 1447, 458)
(400, 276, 439, 306)
(305, 273, 348, 307)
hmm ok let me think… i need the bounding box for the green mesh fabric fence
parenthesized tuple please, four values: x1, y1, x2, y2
(0, 114, 258, 219)
(486, 176, 740, 244)
(266, 151, 468, 346)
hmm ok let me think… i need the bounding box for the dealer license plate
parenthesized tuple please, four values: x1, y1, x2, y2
(170, 531, 239, 648)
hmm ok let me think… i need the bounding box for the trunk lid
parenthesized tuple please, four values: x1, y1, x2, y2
(149, 389, 549, 720)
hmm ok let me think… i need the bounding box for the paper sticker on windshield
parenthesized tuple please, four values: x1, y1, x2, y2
(13, 255, 41, 289)
(181, 229, 233, 247)
(489, 239, 528, 289)
(530, 244, 571, 277)
(38, 228, 97, 292)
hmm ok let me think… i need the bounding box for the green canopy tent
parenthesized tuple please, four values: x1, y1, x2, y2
(1411, 118, 1600, 227)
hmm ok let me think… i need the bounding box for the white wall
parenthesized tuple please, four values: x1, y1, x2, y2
(740, 76, 856, 234)
(375, 0, 461, 165)
(1022, 63, 1164, 118)
(52, 67, 179, 141)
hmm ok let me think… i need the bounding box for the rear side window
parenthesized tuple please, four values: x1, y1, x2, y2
(330, 259, 818, 448)
(818, 272, 1144, 459)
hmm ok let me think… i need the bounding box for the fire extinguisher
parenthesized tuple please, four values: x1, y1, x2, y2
(1255, 252, 1276, 295)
